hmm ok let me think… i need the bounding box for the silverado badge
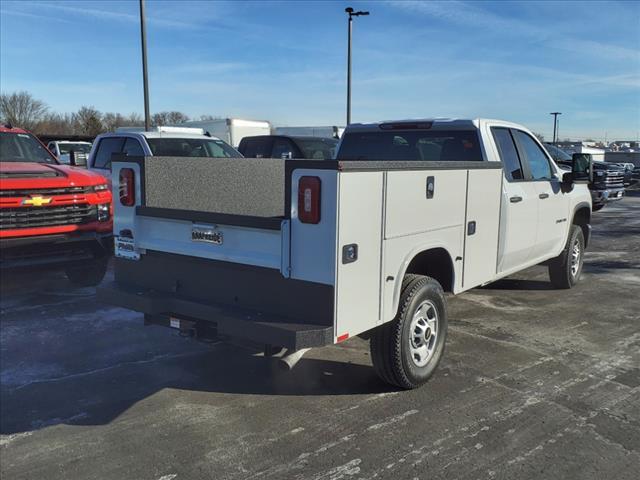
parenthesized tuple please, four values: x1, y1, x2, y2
(22, 196, 52, 207)
(192, 223, 223, 245)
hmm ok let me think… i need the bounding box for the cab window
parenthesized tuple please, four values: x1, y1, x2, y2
(513, 130, 553, 180)
(239, 137, 273, 158)
(123, 138, 144, 156)
(491, 128, 524, 181)
(93, 137, 125, 169)
(271, 138, 295, 159)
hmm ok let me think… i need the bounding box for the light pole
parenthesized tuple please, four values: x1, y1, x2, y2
(345, 7, 369, 126)
(550, 112, 561, 145)
(140, 0, 151, 131)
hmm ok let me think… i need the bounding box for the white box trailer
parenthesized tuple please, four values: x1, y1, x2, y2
(99, 118, 592, 389)
(180, 118, 271, 147)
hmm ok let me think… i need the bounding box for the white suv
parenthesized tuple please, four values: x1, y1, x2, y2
(87, 126, 242, 178)
(47, 140, 93, 164)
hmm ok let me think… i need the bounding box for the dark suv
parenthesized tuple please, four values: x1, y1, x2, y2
(238, 135, 338, 160)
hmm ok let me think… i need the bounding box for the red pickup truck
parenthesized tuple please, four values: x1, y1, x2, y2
(0, 125, 113, 286)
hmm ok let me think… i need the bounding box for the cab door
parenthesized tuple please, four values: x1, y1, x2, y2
(511, 130, 568, 260)
(491, 127, 539, 274)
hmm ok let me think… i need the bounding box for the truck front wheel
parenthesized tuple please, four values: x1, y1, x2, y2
(370, 274, 447, 389)
(65, 257, 109, 287)
(548, 224, 585, 289)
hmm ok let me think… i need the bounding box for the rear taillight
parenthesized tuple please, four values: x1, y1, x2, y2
(119, 168, 135, 206)
(298, 176, 321, 224)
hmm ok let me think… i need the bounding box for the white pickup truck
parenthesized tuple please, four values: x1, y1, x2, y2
(98, 118, 592, 389)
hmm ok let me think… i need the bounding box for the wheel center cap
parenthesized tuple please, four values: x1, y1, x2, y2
(424, 327, 432, 341)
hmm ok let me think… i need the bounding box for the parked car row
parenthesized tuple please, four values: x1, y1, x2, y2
(0, 122, 345, 283)
(0, 118, 628, 288)
(544, 143, 631, 211)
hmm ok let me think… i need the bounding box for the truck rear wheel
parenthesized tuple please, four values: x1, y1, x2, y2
(548, 224, 584, 289)
(370, 274, 447, 389)
(65, 257, 109, 287)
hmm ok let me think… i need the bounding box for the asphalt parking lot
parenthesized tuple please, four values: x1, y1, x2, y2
(1, 193, 639, 480)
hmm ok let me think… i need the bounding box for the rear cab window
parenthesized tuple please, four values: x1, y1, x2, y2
(336, 129, 483, 162)
(93, 137, 125, 169)
(295, 138, 338, 160)
(271, 138, 296, 159)
(123, 138, 145, 156)
(238, 137, 273, 158)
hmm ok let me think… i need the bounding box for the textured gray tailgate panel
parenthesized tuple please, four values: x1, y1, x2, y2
(144, 157, 285, 217)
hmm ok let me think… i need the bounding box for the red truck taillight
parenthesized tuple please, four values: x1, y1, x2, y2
(119, 168, 135, 206)
(298, 176, 321, 224)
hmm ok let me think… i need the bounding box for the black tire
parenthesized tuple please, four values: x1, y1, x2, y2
(548, 225, 585, 289)
(65, 257, 109, 287)
(592, 204, 605, 212)
(370, 274, 447, 389)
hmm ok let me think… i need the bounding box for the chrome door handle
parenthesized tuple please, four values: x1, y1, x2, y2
(539, 193, 549, 199)
(510, 196, 523, 203)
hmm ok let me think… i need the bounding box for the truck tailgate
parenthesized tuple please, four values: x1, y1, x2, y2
(113, 156, 291, 272)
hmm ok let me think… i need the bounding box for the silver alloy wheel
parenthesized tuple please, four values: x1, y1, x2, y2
(570, 239, 581, 277)
(409, 300, 439, 367)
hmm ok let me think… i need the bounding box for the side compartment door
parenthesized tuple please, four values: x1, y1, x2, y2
(335, 171, 383, 341)
(511, 130, 569, 260)
(491, 127, 538, 273)
(462, 168, 502, 289)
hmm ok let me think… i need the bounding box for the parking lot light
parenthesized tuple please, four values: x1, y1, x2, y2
(345, 7, 370, 126)
(550, 112, 562, 145)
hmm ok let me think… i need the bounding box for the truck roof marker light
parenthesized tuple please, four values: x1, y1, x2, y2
(119, 168, 135, 206)
(298, 176, 321, 224)
(337, 333, 349, 342)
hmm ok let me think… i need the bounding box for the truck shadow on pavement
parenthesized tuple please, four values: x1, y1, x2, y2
(480, 278, 555, 291)
(0, 342, 392, 436)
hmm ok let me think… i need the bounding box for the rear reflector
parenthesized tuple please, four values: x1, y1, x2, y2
(298, 176, 321, 224)
(119, 168, 135, 206)
(337, 333, 349, 342)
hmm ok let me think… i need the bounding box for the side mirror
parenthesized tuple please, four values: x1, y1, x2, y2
(69, 150, 88, 167)
(571, 153, 593, 183)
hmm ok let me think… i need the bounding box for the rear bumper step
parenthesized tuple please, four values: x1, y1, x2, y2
(97, 281, 333, 350)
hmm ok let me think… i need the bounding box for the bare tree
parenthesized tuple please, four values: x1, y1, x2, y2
(103, 112, 125, 131)
(74, 106, 103, 136)
(152, 111, 190, 126)
(0, 91, 48, 130)
(126, 112, 143, 127)
(532, 132, 545, 142)
(34, 112, 75, 135)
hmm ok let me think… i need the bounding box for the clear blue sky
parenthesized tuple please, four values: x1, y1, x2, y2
(1, 0, 639, 140)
